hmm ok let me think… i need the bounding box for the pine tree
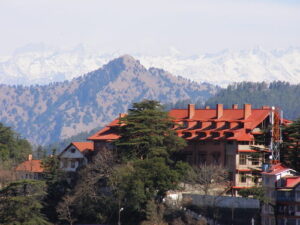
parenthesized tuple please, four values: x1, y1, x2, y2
(41, 149, 69, 222)
(115, 100, 186, 161)
(281, 119, 300, 171)
(112, 100, 189, 222)
(0, 122, 32, 167)
(0, 180, 50, 225)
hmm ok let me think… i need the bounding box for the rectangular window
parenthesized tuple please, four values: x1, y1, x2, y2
(211, 152, 221, 164)
(239, 153, 247, 165)
(252, 173, 259, 184)
(251, 154, 260, 165)
(63, 159, 68, 168)
(198, 152, 207, 165)
(240, 173, 247, 183)
(71, 160, 76, 168)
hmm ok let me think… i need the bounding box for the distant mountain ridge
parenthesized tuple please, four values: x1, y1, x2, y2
(1, 44, 299, 86)
(0, 55, 216, 145)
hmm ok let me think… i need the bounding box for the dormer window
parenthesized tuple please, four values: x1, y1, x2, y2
(225, 122, 230, 129)
(225, 132, 234, 138)
(211, 132, 220, 138)
(183, 132, 192, 138)
(195, 121, 202, 129)
(70, 148, 76, 153)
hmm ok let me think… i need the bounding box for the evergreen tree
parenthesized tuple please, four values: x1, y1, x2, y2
(281, 119, 300, 171)
(112, 100, 189, 222)
(0, 122, 32, 168)
(36, 145, 47, 160)
(41, 149, 69, 222)
(115, 100, 186, 160)
(0, 180, 50, 225)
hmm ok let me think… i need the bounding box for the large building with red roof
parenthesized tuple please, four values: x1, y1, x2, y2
(88, 103, 287, 192)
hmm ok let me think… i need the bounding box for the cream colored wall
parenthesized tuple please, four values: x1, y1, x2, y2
(59, 146, 87, 172)
(235, 145, 264, 187)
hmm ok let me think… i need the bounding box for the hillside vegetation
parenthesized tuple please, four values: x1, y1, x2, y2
(0, 123, 32, 168)
(0, 55, 216, 145)
(205, 81, 300, 120)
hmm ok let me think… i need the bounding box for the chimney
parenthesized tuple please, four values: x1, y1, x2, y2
(244, 104, 252, 119)
(188, 104, 195, 119)
(232, 104, 238, 109)
(119, 113, 126, 119)
(28, 154, 32, 161)
(216, 104, 223, 119)
(205, 106, 210, 109)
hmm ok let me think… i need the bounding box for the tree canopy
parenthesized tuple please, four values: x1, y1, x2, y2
(112, 100, 189, 223)
(205, 81, 300, 120)
(0, 179, 49, 225)
(115, 100, 186, 161)
(281, 118, 300, 171)
(0, 122, 32, 168)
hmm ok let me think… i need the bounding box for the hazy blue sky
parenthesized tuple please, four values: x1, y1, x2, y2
(1, 0, 300, 55)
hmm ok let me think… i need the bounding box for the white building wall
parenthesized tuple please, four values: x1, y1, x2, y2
(59, 146, 87, 172)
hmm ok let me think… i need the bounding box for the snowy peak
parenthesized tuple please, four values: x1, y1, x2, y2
(0, 45, 299, 86)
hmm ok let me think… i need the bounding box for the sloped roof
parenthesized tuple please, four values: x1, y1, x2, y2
(285, 176, 300, 188)
(88, 119, 121, 141)
(59, 141, 94, 157)
(262, 163, 293, 175)
(169, 107, 271, 142)
(15, 160, 43, 173)
(87, 105, 284, 142)
(72, 142, 94, 152)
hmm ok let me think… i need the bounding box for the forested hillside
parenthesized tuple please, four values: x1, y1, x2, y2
(0, 55, 217, 145)
(205, 81, 300, 120)
(0, 123, 32, 168)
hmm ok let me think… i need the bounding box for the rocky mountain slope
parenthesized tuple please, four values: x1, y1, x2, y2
(0, 55, 216, 145)
(1, 44, 299, 86)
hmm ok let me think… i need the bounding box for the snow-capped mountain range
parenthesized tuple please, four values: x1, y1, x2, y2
(1, 44, 299, 86)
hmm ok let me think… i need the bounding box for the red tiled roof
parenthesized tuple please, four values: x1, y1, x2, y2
(169, 109, 271, 125)
(72, 142, 94, 152)
(87, 105, 285, 142)
(284, 176, 300, 188)
(262, 163, 291, 175)
(88, 119, 121, 141)
(169, 108, 271, 141)
(15, 160, 43, 173)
